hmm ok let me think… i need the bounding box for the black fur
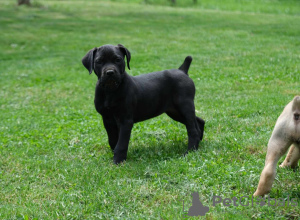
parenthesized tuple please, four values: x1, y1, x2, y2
(82, 44, 205, 164)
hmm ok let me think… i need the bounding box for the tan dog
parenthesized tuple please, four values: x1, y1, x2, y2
(254, 96, 300, 196)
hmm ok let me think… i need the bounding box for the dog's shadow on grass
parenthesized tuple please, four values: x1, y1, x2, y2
(122, 118, 206, 164)
(128, 140, 188, 164)
(126, 137, 213, 165)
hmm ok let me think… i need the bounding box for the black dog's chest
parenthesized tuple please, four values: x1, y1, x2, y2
(104, 97, 119, 109)
(95, 90, 123, 115)
(94, 83, 121, 111)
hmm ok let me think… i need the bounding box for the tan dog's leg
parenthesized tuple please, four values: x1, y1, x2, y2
(253, 138, 292, 197)
(254, 96, 300, 196)
(280, 143, 300, 168)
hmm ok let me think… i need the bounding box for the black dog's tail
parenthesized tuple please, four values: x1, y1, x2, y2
(179, 56, 192, 75)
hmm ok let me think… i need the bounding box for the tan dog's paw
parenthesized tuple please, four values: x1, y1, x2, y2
(253, 189, 269, 197)
(279, 162, 289, 168)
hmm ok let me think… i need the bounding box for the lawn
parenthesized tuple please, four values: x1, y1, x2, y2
(0, 0, 299, 219)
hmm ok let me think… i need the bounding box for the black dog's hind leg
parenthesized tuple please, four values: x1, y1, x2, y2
(196, 117, 205, 141)
(185, 117, 201, 152)
(166, 103, 201, 153)
(178, 101, 202, 153)
(103, 116, 119, 151)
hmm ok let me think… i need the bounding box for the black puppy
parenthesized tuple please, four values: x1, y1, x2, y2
(82, 44, 205, 164)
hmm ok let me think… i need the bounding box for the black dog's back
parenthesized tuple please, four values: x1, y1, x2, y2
(131, 68, 194, 123)
(179, 56, 192, 75)
(131, 56, 195, 123)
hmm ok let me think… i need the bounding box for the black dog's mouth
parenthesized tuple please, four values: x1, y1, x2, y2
(101, 77, 120, 91)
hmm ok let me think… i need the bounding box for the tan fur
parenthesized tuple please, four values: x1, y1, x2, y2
(254, 96, 300, 196)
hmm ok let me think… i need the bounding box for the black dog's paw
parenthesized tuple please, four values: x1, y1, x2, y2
(113, 155, 127, 165)
(184, 146, 198, 156)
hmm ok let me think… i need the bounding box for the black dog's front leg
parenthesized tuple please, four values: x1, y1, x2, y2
(102, 115, 119, 152)
(113, 120, 133, 164)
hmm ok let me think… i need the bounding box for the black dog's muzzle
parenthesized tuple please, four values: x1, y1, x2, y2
(102, 67, 117, 76)
(100, 68, 122, 91)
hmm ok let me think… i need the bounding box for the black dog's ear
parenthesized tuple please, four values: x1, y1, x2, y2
(117, 44, 131, 70)
(82, 47, 97, 74)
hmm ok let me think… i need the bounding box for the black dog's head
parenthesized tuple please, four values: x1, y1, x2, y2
(82, 44, 131, 91)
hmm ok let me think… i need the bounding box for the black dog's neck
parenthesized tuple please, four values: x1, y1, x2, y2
(95, 72, 132, 111)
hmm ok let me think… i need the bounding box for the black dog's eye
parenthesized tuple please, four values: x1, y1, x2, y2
(95, 58, 103, 64)
(115, 57, 122, 63)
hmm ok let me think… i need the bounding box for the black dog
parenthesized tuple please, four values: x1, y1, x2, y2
(82, 44, 205, 164)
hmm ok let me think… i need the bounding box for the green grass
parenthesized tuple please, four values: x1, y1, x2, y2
(114, 0, 300, 15)
(0, 0, 299, 219)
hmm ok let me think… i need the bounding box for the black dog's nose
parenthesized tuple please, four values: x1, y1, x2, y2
(106, 70, 114, 76)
